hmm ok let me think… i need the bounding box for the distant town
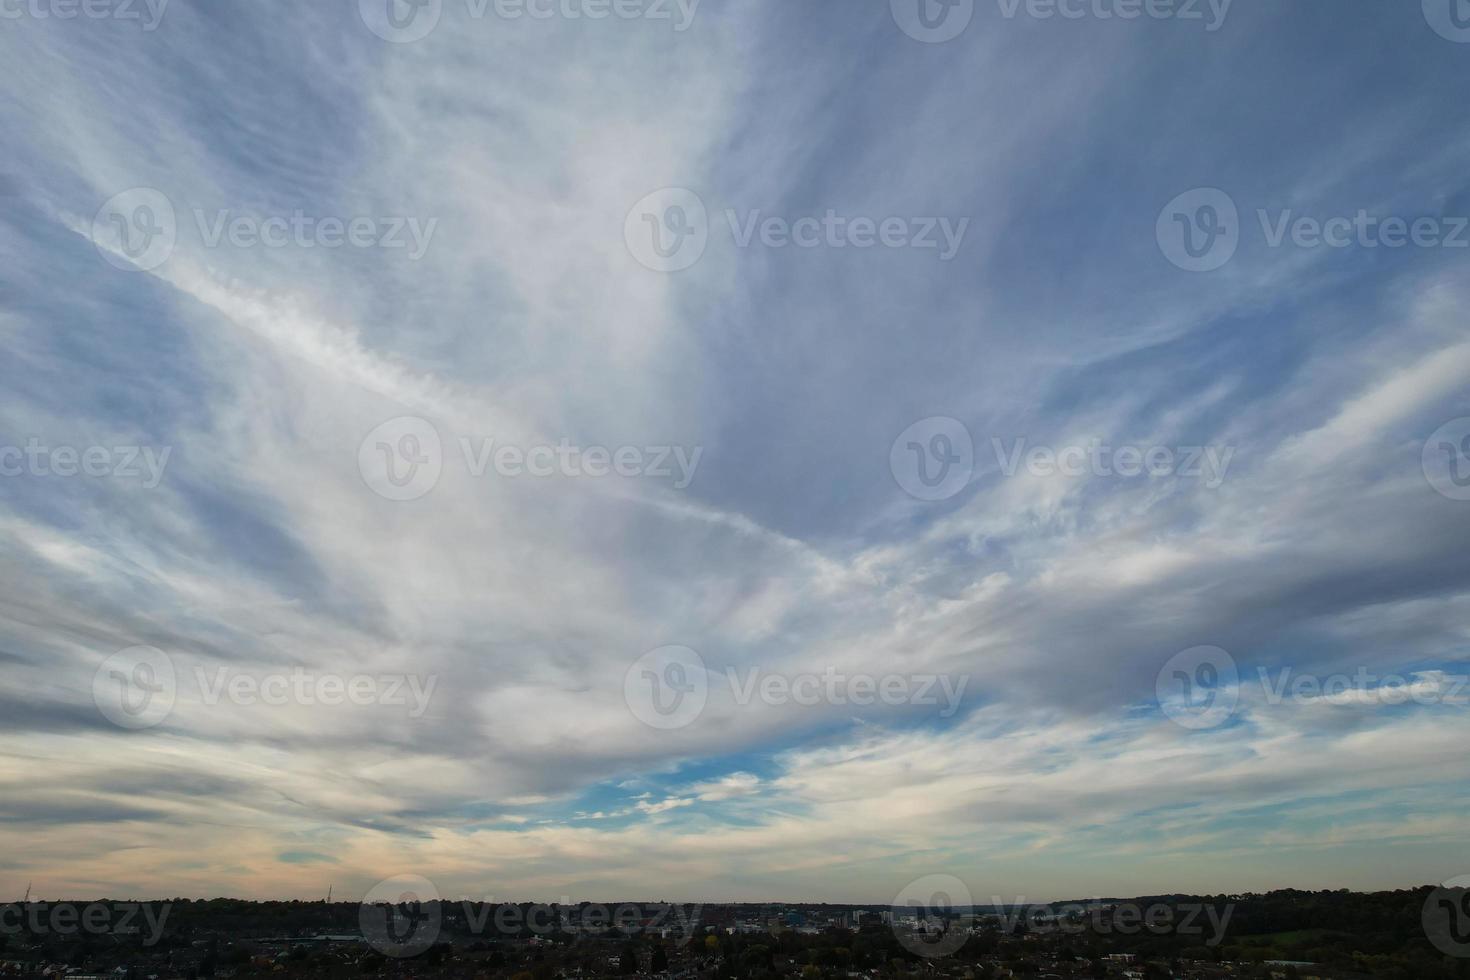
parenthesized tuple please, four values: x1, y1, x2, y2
(2, 886, 1465, 980)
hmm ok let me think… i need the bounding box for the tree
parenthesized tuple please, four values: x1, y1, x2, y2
(651, 944, 669, 974)
(621, 941, 640, 974)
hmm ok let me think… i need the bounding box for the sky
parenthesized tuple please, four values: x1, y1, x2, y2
(0, 0, 1469, 906)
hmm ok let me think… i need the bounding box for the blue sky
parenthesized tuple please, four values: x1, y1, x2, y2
(1, 0, 1469, 904)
